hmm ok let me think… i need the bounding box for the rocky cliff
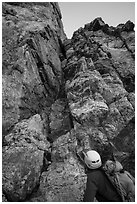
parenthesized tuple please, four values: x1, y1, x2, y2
(2, 3, 135, 202)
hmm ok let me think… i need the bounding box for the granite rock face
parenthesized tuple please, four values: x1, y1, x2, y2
(2, 2, 66, 138)
(2, 2, 68, 201)
(49, 99, 73, 142)
(2, 114, 50, 201)
(2, 3, 135, 202)
(34, 132, 86, 202)
(63, 18, 135, 159)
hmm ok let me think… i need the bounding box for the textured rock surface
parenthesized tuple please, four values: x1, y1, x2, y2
(3, 146, 43, 201)
(2, 2, 67, 201)
(63, 17, 135, 174)
(25, 131, 86, 202)
(2, 3, 135, 202)
(37, 132, 86, 202)
(2, 2, 66, 138)
(49, 99, 73, 142)
(2, 114, 50, 201)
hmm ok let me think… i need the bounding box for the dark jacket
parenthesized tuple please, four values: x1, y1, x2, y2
(83, 168, 123, 202)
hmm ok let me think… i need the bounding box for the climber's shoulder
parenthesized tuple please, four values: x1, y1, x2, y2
(86, 168, 103, 178)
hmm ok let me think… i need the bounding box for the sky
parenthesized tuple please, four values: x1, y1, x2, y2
(59, 2, 135, 38)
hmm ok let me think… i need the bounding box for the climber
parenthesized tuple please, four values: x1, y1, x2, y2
(82, 150, 127, 202)
(103, 159, 135, 202)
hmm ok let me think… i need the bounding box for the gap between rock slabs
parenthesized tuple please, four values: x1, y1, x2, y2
(41, 150, 52, 173)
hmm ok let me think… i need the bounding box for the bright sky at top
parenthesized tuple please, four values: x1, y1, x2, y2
(59, 2, 135, 39)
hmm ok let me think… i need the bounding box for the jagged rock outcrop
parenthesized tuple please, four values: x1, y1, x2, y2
(2, 3, 135, 202)
(63, 17, 135, 171)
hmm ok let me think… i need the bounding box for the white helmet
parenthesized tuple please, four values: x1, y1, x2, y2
(84, 150, 102, 169)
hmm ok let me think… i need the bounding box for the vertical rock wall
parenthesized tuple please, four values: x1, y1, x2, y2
(2, 2, 70, 202)
(2, 3, 135, 202)
(2, 2, 66, 136)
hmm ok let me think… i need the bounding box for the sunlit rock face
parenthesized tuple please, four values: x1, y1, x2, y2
(2, 2, 135, 202)
(2, 2, 66, 138)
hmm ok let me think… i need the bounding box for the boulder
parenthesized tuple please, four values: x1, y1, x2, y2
(4, 114, 50, 150)
(2, 114, 50, 201)
(3, 146, 43, 201)
(43, 160, 86, 202)
(36, 132, 86, 202)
